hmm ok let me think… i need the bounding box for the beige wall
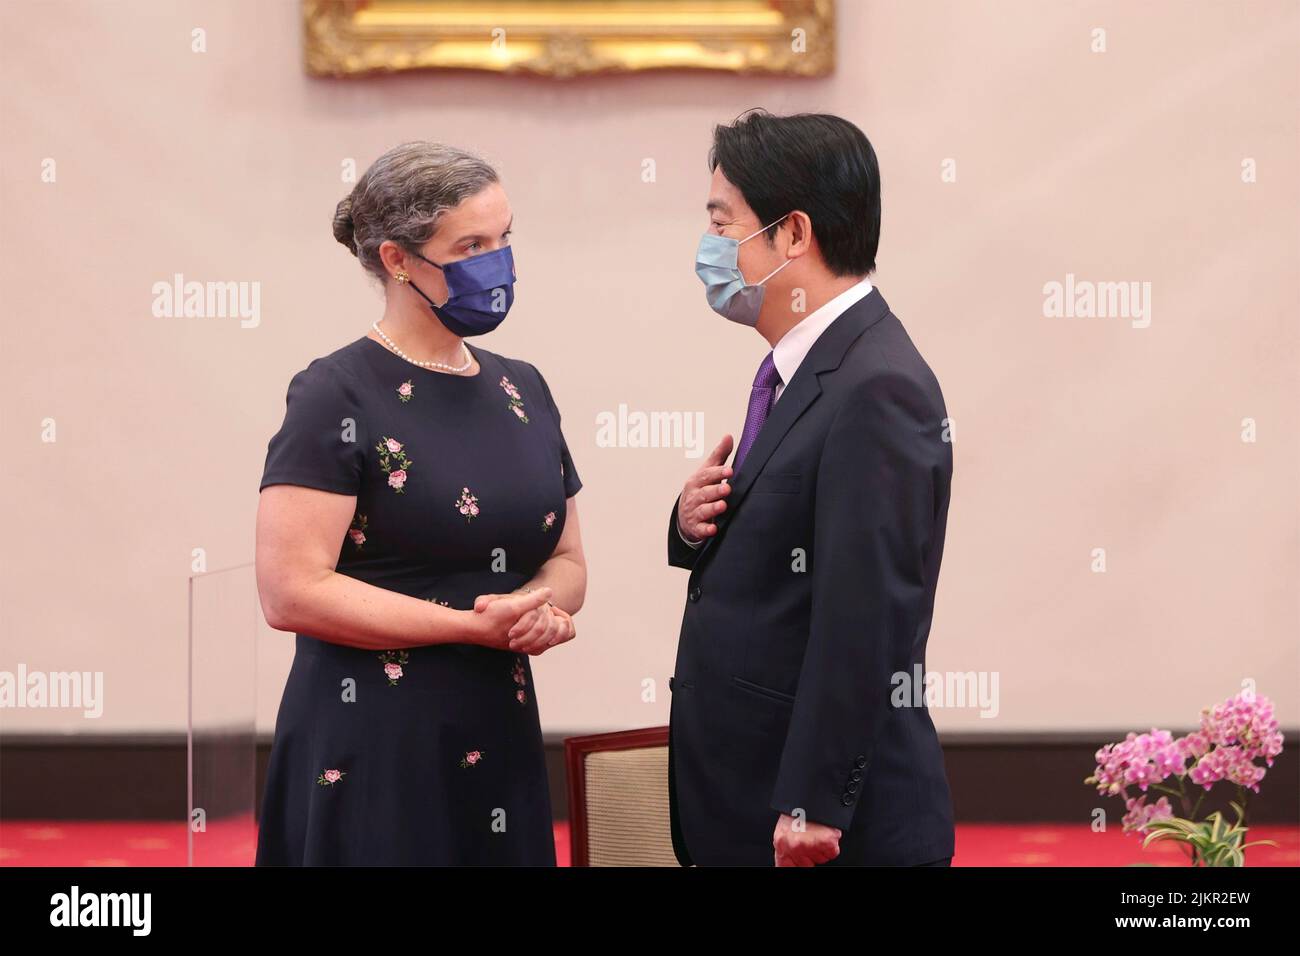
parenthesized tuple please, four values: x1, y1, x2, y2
(1, 0, 1296, 738)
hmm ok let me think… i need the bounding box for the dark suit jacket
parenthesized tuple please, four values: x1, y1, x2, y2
(666, 287, 955, 866)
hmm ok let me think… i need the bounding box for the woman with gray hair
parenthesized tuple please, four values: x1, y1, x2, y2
(254, 142, 586, 865)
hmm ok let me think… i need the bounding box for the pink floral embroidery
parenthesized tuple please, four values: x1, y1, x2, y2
(455, 487, 480, 522)
(377, 649, 409, 686)
(500, 376, 529, 423)
(348, 513, 367, 549)
(460, 750, 485, 768)
(512, 656, 528, 705)
(317, 768, 346, 786)
(376, 436, 413, 493)
(396, 379, 414, 403)
(541, 511, 556, 533)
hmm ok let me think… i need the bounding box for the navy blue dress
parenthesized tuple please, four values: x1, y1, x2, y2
(254, 335, 581, 866)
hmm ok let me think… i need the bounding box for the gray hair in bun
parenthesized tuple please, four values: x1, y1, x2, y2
(333, 142, 499, 282)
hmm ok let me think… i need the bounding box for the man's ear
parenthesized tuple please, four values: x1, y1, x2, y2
(786, 211, 814, 257)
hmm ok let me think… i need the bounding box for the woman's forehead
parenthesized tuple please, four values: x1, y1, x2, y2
(435, 183, 512, 242)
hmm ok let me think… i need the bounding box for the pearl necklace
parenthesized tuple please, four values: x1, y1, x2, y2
(371, 320, 473, 373)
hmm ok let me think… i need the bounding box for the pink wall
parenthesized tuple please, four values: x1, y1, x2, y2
(1, 0, 1296, 736)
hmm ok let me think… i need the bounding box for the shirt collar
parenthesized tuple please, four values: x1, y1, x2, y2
(771, 276, 874, 388)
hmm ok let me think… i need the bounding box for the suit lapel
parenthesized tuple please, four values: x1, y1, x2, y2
(693, 288, 890, 566)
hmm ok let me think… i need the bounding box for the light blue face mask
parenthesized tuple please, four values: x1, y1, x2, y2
(694, 213, 792, 326)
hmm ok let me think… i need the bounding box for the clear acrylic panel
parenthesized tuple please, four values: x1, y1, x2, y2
(187, 561, 258, 866)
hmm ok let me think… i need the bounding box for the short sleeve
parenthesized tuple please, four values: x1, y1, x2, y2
(528, 362, 582, 498)
(259, 357, 366, 494)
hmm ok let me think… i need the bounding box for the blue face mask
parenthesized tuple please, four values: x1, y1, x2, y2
(694, 214, 792, 326)
(407, 244, 516, 337)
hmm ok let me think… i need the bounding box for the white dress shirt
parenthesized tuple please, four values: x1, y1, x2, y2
(770, 276, 874, 403)
(680, 276, 875, 547)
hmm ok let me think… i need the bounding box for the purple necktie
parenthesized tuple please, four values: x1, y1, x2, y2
(733, 351, 782, 474)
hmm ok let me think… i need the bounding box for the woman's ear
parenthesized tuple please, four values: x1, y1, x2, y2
(377, 239, 410, 280)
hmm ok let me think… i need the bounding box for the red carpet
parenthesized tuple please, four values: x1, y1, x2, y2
(2, 820, 1297, 866)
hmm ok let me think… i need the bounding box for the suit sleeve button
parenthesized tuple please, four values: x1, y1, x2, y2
(840, 793, 855, 806)
(855, 755, 867, 769)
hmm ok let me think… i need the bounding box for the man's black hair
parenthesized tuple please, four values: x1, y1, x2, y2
(709, 109, 881, 276)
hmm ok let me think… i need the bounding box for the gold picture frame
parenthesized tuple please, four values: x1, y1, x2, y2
(303, 0, 834, 78)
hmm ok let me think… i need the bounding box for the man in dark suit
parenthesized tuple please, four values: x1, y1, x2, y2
(667, 110, 955, 866)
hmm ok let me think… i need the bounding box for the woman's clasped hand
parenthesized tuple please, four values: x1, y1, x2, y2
(470, 588, 576, 655)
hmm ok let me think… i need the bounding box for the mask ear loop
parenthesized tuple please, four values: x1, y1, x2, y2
(739, 213, 793, 284)
(755, 256, 793, 285)
(408, 250, 451, 308)
(738, 212, 791, 244)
